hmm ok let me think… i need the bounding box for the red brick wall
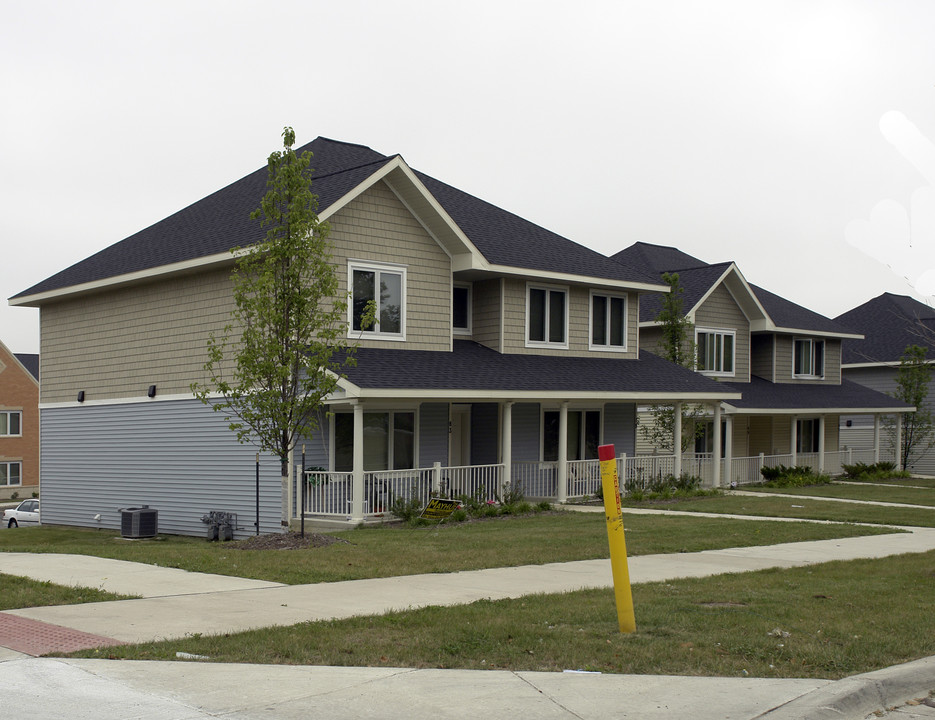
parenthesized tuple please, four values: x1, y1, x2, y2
(0, 344, 39, 499)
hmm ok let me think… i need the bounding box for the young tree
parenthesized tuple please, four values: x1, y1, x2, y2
(888, 344, 935, 470)
(192, 127, 364, 526)
(640, 273, 705, 453)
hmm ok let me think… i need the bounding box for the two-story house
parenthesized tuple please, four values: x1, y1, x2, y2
(10, 138, 735, 537)
(0, 339, 39, 501)
(611, 243, 910, 482)
(835, 293, 935, 474)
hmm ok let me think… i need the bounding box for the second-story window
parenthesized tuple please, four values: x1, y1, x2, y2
(349, 261, 406, 339)
(590, 292, 627, 350)
(527, 284, 567, 347)
(0, 411, 21, 436)
(696, 328, 735, 376)
(453, 283, 471, 335)
(794, 338, 824, 378)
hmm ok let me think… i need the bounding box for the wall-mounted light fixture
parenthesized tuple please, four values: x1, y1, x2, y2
(147, 384, 157, 398)
(77, 390, 85, 403)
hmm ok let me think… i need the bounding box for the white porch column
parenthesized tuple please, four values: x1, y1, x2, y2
(673, 402, 682, 479)
(896, 413, 904, 470)
(502, 401, 513, 494)
(557, 402, 569, 504)
(351, 402, 365, 521)
(873, 414, 881, 463)
(712, 403, 722, 488)
(790, 415, 798, 467)
(724, 414, 733, 486)
(818, 415, 826, 473)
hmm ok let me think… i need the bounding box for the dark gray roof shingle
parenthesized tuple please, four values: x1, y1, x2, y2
(13, 353, 39, 381)
(16, 138, 659, 300)
(339, 340, 734, 396)
(836, 293, 935, 364)
(722, 375, 911, 411)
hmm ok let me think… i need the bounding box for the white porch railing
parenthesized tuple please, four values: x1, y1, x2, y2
(300, 446, 889, 517)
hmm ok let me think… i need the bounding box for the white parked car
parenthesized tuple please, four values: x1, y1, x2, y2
(3, 499, 39, 528)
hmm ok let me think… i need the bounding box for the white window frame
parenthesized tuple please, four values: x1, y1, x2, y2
(347, 260, 407, 341)
(540, 408, 602, 462)
(796, 417, 821, 453)
(793, 338, 825, 379)
(589, 291, 628, 352)
(695, 327, 736, 377)
(0, 461, 22, 487)
(0, 411, 22, 437)
(525, 283, 569, 349)
(330, 409, 418, 472)
(452, 282, 472, 336)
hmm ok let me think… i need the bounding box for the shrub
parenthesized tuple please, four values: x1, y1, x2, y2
(841, 461, 909, 482)
(623, 473, 708, 501)
(759, 464, 831, 488)
(10, 492, 18, 500)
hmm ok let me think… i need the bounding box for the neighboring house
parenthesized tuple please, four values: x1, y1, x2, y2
(835, 293, 935, 474)
(611, 243, 910, 482)
(0, 339, 39, 501)
(10, 138, 736, 537)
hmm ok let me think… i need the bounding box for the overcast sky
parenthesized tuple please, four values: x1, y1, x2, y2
(3, 0, 935, 355)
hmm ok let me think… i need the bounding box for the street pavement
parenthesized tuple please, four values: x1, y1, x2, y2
(1, 500, 934, 719)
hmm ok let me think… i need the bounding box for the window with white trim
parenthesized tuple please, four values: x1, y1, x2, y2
(590, 292, 627, 350)
(349, 262, 405, 339)
(526, 284, 568, 347)
(0, 411, 21, 436)
(794, 338, 824, 378)
(796, 418, 820, 453)
(694, 420, 727, 456)
(333, 411, 416, 472)
(0, 462, 21, 486)
(542, 410, 601, 461)
(696, 328, 735, 376)
(453, 283, 471, 335)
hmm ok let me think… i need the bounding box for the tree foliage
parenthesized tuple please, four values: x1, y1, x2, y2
(640, 273, 706, 453)
(887, 344, 935, 470)
(192, 127, 362, 473)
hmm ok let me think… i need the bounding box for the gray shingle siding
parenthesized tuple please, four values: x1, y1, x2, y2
(40, 399, 284, 538)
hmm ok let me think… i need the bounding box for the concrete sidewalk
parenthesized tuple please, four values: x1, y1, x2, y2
(2, 517, 935, 718)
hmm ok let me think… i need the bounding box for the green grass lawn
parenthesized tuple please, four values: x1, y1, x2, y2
(840, 476, 935, 489)
(623, 493, 935, 526)
(67, 550, 935, 680)
(742, 482, 935, 506)
(0, 512, 897, 585)
(0, 575, 133, 611)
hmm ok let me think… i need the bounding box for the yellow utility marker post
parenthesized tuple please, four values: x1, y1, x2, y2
(598, 444, 636, 633)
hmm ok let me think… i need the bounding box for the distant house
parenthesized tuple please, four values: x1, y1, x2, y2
(835, 293, 935, 474)
(611, 243, 910, 481)
(0, 339, 39, 501)
(10, 138, 735, 537)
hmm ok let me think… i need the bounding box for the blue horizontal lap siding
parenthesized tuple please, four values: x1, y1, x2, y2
(40, 399, 284, 538)
(604, 403, 636, 456)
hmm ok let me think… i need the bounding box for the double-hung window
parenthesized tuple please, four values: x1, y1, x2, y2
(590, 292, 627, 350)
(333, 411, 415, 472)
(0, 411, 21, 436)
(453, 283, 471, 335)
(542, 410, 601, 461)
(0, 462, 21, 486)
(794, 338, 824, 378)
(527, 284, 567, 347)
(696, 328, 735, 376)
(349, 261, 405, 339)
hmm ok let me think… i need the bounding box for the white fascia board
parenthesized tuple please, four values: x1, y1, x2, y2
(485, 264, 669, 294)
(771, 327, 864, 340)
(843, 359, 935, 369)
(326, 389, 740, 402)
(10, 252, 236, 307)
(722, 404, 915, 415)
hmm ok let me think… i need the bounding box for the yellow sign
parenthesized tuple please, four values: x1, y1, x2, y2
(420, 497, 461, 520)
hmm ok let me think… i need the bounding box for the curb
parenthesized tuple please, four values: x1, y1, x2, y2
(756, 655, 935, 719)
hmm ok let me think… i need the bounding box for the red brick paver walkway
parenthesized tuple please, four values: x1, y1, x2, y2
(0, 612, 125, 656)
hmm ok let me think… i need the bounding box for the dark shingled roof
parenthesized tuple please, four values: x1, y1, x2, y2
(339, 340, 735, 397)
(613, 242, 855, 335)
(722, 375, 911, 412)
(16, 138, 658, 300)
(13, 354, 39, 381)
(835, 293, 935, 365)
